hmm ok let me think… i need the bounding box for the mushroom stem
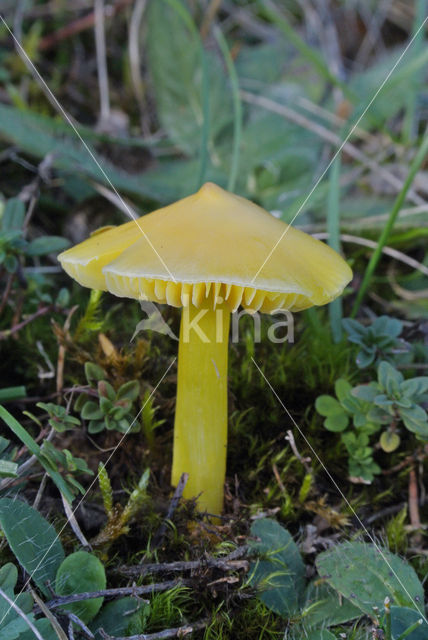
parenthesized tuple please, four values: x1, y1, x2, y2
(172, 302, 230, 515)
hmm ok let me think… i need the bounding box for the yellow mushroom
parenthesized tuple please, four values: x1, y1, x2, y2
(59, 182, 352, 516)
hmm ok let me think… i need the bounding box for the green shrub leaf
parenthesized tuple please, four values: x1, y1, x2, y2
(0, 499, 64, 597)
(316, 542, 424, 615)
(55, 551, 106, 623)
(248, 518, 305, 617)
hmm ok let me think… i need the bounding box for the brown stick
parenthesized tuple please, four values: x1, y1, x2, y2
(0, 305, 55, 340)
(37, 580, 189, 614)
(56, 305, 78, 395)
(99, 618, 210, 640)
(38, 0, 133, 51)
(408, 465, 421, 530)
(0, 272, 15, 316)
(117, 546, 250, 579)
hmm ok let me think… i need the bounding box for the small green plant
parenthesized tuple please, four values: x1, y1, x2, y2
(141, 388, 165, 448)
(0, 498, 144, 637)
(92, 467, 150, 545)
(127, 585, 191, 635)
(342, 315, 407, 369)
(315, 361, 428, 482)
(0, 562, 57, 639)
(0, 405, 92, 501)
(76, 362, 140, 434)
(0, 197, 69, 278)
(36, 401, 81, 432)
(248, 518, 427, 639)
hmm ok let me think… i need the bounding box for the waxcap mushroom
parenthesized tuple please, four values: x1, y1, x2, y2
(59, 182, 352, 313)
(59, 182, 352, 516)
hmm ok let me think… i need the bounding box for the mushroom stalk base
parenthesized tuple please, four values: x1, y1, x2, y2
(172, 303, 230, 516)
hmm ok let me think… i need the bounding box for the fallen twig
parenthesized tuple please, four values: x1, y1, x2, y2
(285, 430, 312, 474)
(99, 617, 210, 640)
(408, 465, 421, 530)
(36, 580, 189, 614)
(313, 233, 428, 277)
(119, 546, 250, 579)
(38, 0, 132, 51)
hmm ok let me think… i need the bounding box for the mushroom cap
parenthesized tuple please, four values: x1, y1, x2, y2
(58, 182, 352, 313)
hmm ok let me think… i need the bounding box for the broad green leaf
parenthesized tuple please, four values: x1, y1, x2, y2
(399, 406, 428, 438)
(2, 198, 25, 231)
(378, 361, 403, 396)
(81, 403, 103, 420)
(356, 349, 375, 369)
(401, 377, 428, 399)
(0, 615, 39, 640)
(316, 542, 424, 615)
(19, 618, 58, 640)
(235, 41, 288, 86)
(324, 414, 349, 432)
(249, 518, 305, 617)
(334, 379, 352, 402)
(373, 316, 402, 338)
(315, 395, 343, 417)
(55, 551, 106, 623)
(146, 0, 231, 156)
(90, 598, 146, 639)
(84, 362, 106, 383)
(0, 498, 65, 597)
(391, 606, 428, 640)
(0, 103, 188, 204)
(117, 381, 140, 402)
(26, 236, 70, 256)
(302, 580, 361, 628)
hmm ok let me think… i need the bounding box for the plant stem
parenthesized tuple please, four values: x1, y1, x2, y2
(351, 127, 428, 317)
(172, 303, 230, 515)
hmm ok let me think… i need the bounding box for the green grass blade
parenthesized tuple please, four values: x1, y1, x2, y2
(213, 25, 242, 193)
(0, 405, 75, 503)
(0, 387, 27, 402)
(351, 127, 428, 317)
(402, 0, 427, 142)
(327, 156, 343, 342)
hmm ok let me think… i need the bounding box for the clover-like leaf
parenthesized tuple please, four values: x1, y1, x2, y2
(378, 361, 403, 396)
(380, 430, 400, 452)
(334, 379, 352, 402)
(88, 420, 105, 434)
(55, 551, 106, 623)
(399, 406, 428, 438)
(315, 395, 343, 416)
(117, 380, 140, 402)
(84, 362, 106, 384)
(356, 348, 375, 369)
(81, 401, 104, 421)
(98, 380, 116, 402)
